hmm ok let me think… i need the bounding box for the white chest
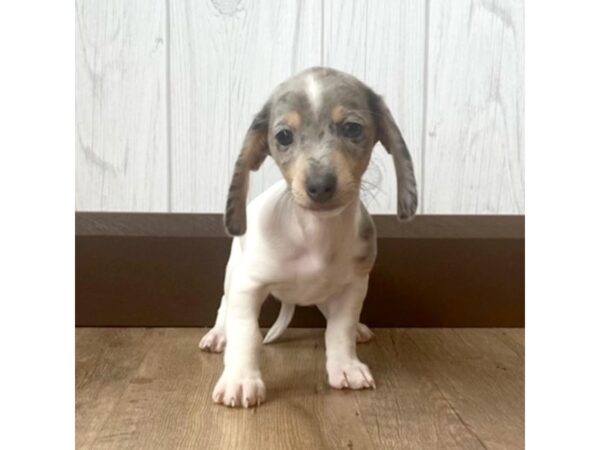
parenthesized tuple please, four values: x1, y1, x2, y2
(269, 246, 356, 306)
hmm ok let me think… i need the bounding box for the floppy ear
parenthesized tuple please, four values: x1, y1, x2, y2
(224, 103, 270, 236)
(368, 91, 418, 220)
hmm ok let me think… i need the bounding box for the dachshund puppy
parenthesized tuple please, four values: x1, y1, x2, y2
(199, 67, 418, 408)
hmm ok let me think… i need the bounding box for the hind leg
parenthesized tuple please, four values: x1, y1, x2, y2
(199, 239, 242, 353)
(199, 295, 227, 353)
(317, 304, 373, 344)
(356, 322, 374, 343)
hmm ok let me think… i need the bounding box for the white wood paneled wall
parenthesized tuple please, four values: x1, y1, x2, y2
(76, 0, 168, 211)
(424, 0, 524, 213)
(76, 0, 524, 214)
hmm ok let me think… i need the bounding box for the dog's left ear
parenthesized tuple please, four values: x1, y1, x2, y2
(368, 90, 418, 220)
(224, 102, 271, 236)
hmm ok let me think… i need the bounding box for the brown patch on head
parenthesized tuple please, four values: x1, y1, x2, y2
(331, 146, 370, 189)
(281, 152, 311, 206)
(284, 111, 302, 129)
(331, 105, 347, 124)
(329, 150, 356, 202)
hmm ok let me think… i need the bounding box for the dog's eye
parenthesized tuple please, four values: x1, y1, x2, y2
(275, 129, 294, 147)
(341, 122, 363, 139)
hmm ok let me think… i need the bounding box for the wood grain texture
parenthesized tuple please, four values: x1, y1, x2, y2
(75, 328, 158, 448)
(76, 328, 524, 449)
(75, 0, 168, 211)
(423, 0, 524, 213)
(323, 0, 426, 214)
(408, 329, 525, 449)
(169, 0, 322, 212)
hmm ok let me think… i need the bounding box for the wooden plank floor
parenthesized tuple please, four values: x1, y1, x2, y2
(76, 328, 524, 450)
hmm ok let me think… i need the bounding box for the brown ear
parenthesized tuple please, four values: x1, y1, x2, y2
(368, 91, 418, 220)
(224, 103, 270, 236)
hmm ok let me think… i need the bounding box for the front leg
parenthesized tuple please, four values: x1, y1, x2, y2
(212, 275, 267, 408)
(325, 276, 375, 390)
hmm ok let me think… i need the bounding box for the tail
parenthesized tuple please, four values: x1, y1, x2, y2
(263, 303, 295, 344)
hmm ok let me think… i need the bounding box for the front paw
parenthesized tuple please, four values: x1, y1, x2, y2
(327, 359, 375, 390)
(212, 370, 266, 408)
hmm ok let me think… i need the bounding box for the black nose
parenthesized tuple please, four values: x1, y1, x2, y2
(306, 173, 337, 203)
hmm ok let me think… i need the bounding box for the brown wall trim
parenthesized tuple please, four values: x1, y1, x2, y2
(76, 213, 524, 327)
(77, 212, 524, 239)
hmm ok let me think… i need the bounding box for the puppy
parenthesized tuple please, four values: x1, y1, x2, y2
(199, 67, 417, 408)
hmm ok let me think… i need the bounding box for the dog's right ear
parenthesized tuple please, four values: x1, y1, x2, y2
(224, 102, 271, 236)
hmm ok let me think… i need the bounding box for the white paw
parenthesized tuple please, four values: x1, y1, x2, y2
(327, 359, 375, 390)
(356, 323, 374, 343)
(199, 328, 226, 353)
(212, 371, 266, 408)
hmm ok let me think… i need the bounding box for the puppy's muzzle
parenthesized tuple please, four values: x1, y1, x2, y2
(305, 173, 337, 203)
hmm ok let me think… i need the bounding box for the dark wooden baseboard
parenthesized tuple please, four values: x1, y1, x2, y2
(76, 213, 524, 327)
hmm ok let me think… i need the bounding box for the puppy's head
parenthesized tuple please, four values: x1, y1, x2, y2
(225, 67, 418, 236)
